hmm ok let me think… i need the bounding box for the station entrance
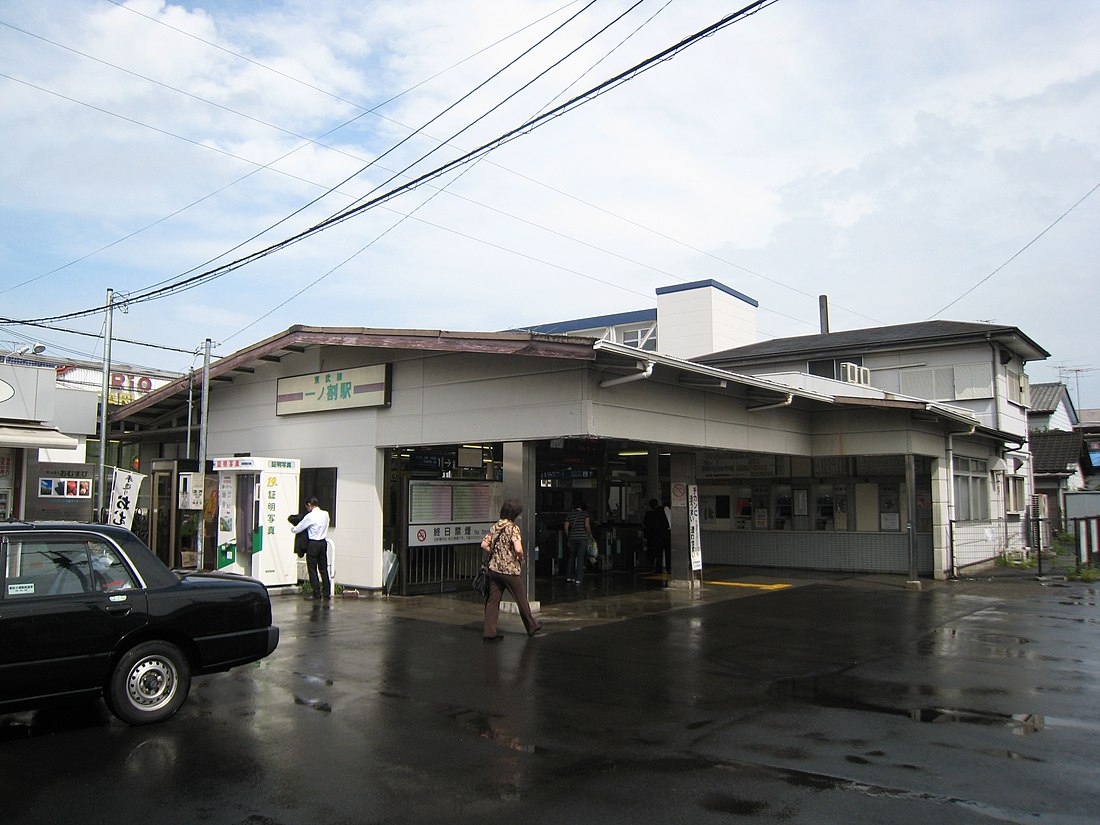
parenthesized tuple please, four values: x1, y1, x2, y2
(382, 439, 670, 596)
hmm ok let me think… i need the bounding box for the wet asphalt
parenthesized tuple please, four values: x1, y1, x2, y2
(2, 567, 1099, 824)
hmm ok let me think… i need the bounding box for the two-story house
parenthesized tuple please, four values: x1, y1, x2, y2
(1026, 383, 1085, 530)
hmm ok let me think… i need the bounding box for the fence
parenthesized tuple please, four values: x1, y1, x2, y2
(399, 542, 484, 595)
(950, 516, 1100, 577)
(949, 518, 1029, 574)
(1068, 517, 1100, 570)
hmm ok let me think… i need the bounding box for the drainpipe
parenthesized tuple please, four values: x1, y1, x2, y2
(747, 394, 793, 412)
(600, 361, 654, 388)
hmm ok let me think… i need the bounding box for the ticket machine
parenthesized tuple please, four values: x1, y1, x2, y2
(212, 456, 300, 586)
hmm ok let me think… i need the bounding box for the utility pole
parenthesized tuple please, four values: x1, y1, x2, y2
(194, 339, 212, 569)
(96, 288, 114, 522)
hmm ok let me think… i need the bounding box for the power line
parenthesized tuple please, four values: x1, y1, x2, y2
(928, 180, 1100, 319)
(0, 317, 196, 354)
(0, 2, 584, 296)
(12, 0, 781, 326)
(116, 0, 608, 301)
(10, 0, 826, 341)
(224, 1, 682, 346)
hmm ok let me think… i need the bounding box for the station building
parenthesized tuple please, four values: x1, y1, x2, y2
(110, 281, 1047, 594)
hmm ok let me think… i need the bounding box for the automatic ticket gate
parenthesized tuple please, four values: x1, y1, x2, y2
(213, 456, 300, 586)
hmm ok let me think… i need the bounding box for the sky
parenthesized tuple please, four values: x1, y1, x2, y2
(1, 0, 1098, 407)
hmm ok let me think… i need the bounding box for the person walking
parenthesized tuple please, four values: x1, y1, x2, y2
(482, 498, 542, 640)
(562, 499, 592, 584)
(291, 496, 331, 600)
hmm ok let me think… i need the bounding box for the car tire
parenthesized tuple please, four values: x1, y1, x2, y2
(106, 641, 192, 725)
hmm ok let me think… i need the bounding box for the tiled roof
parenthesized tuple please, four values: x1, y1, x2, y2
(1030, 430, 1084, 475)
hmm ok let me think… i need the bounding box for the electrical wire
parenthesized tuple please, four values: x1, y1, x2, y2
(0, 2, 584, 296)
(927, 179, 1100, 319)
(224, 0, 677, 346)
(133, 0, 606, 297)
(12, 0, 781, 326)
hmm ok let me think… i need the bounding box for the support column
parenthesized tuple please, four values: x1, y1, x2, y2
(503, 441, 538, 601)
(906, 452, 919, 586)
(646, 448, 660, 502)
(669, 452, 696, 586)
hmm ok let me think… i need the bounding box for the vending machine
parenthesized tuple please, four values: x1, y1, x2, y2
(212, 456, 300, 587)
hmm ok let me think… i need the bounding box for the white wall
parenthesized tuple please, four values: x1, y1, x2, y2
(198, 343, 976, 588)
(656, 283, 757, 359)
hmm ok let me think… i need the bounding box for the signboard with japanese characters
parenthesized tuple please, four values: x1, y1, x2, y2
(108, 468, 146, 529)
(276, 364, 391, 416)
(25, 459, 95, 521)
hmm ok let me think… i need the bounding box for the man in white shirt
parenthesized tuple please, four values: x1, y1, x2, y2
(291, 496, 331, 600)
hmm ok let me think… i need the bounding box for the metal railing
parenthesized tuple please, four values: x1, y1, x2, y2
(400, 543, 483, 595)
(1069, 517, 1100, 571)
(949, 518, 1028, 575)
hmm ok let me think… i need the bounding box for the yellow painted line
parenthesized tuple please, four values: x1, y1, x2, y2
(703, 580, 793, 591)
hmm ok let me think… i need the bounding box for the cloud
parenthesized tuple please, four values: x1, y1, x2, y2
(1, 0, 1098, 404)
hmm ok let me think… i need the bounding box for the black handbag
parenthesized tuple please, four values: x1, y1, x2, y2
(472, 565, 490, 599)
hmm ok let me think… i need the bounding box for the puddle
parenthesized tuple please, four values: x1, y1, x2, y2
(775, 676, 1045, 735)
(293, 696, 332, 712)
(293, 672, 334, 686)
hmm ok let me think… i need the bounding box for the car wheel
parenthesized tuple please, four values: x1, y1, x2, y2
(107, 641, 192, 725)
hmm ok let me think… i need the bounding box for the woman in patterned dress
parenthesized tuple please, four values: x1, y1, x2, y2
(481, 498, 542, 640)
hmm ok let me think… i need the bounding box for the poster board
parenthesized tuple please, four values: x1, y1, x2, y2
(407, 480, 504, 547)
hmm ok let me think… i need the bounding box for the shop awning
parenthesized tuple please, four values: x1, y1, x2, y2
(0, 424, 79, 450)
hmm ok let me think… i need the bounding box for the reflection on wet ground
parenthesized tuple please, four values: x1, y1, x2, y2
(349, 564, 819, 633)
(4, 566, 1100, 824)
(0, 701, 111, 741)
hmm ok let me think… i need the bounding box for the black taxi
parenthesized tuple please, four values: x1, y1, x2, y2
(0, 522, 279, 725)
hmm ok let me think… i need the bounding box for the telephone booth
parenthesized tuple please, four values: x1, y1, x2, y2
(212, 456, 300, 586)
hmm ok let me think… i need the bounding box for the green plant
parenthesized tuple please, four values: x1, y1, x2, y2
(1051, 531, 1075, 556)
(995, 552, 1035, 569)
(1066, 566, 1100, 583)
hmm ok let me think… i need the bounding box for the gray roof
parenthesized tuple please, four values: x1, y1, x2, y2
(1030, 430, 1084, 476)
(1028, 383, 1064, 415)
(698, 320, 1049, 365)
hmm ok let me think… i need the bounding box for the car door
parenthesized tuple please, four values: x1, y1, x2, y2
(0, 532, 148, 706)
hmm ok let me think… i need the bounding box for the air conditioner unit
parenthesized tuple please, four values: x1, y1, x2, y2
(839, 362, 870, 385)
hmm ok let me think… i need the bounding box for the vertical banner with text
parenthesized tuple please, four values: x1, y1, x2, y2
(109, 468, 146, 530)
(688, 483, 703, 573)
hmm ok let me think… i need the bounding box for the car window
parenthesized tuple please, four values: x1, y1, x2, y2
(2, 537, 136, 599)
(87, 539, 137, 592)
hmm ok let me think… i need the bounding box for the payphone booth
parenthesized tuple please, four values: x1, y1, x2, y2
(212, 457, 300, 587)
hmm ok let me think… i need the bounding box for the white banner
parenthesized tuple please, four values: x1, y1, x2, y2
(688, 484, 703, 572)
(108, 468, 146, 530)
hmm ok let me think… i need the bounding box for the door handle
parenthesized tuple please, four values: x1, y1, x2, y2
(105, 604, 132, 615)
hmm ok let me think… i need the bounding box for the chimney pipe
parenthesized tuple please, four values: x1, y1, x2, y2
(819, 295, 830, 334)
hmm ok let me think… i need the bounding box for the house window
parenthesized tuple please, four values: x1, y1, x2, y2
(808, 357, 862, 380)
(300, 467, 338, 527)
(1005, 475, 1026, 514)
(621, 325, 656, 351)
(1005, 368, 1029, 407)
(953, 457, 988, 521)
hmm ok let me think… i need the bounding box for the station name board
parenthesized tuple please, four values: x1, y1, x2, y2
(276, 364, 391, 416)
